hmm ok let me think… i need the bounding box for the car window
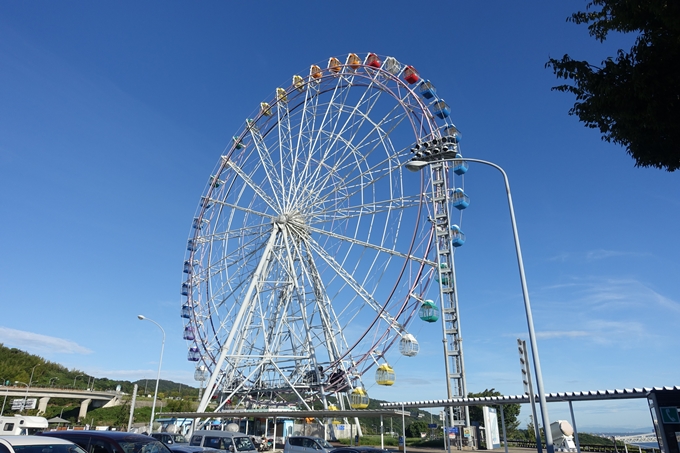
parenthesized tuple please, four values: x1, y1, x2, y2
(117, 440, 170, 453)
(13, 445, 88, 453)
(2, 423, 14, 432)
(189, 437, 202, 447)
(90, 440, 112, 453)
(203, 438, 232, 451)
(232, 437, 254, 452)
(288, 439, 302, 447)
(170, 436, 186, 444)
(0, 443, 10, 453)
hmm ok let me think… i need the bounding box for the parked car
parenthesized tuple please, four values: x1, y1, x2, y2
(0, 435, 86, 453)
(283, 437, 334, 453)
(168, 446, 220, 453)
(150, 434, 188, 446)
(330, 448, 390, 453)
(39, 431, 172, 453)
(189, 431, 256, 453)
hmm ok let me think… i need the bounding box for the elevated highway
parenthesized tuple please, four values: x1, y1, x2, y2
(1, 385, 123, 419)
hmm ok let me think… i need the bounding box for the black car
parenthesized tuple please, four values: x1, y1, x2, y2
(39, 431, 172, 453)
(330, 448, 391, 453)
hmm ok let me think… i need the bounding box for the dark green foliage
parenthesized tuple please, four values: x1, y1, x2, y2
(405, 420, 429, 437)
(468, 389, 521, 435)
(546, 0, 680, 171)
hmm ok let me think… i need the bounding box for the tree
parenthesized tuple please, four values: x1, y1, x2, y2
(546, 0, 680, 171)
(405, 420, 429, 438)
(468, 389, 521, 435)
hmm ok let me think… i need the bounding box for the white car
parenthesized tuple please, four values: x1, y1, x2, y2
(0, 435, 87, 453)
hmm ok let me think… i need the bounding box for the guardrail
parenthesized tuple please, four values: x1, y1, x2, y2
(505, 440, 658, 453)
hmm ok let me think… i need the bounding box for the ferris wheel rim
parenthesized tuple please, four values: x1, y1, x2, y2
(182, 52, 462, 404)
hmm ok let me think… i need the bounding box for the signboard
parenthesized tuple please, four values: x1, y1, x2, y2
(463, 428, 471, 438)
(482, 407, 501, 449)
(661, 407, 680, 424)
(11, 398, 37, 410)
(428, 423, 438, 428)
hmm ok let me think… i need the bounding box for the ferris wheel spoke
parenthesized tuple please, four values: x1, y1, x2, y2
(292, 91, 398, 206)
(307, 225, 435, 266)
(224, 159, 281, 213)
(288, 76, 388, 208)
(246, 120, 287, 211)
(305, 238, 404, 335)
(310, 195, 421, 223)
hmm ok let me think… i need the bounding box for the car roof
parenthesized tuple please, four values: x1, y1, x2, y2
(41, 431, 155, 441)
(191, 431, 246, 437)
(0, 435, 76, 446)
(330, 448, 389, 453)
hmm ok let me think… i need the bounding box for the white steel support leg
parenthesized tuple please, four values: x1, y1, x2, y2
(197, 226, 280, 413)
(429, 162, 468, 428)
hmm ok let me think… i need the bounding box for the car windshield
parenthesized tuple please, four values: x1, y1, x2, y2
(171, 436, 187, 444)
(119, 440, 172, 453)
(14, 445, 87, 453)
(233, 437, 254, 452)
(316, 440, 332, 449)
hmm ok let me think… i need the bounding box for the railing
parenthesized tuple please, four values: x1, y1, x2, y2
(505, 440, 657, 453)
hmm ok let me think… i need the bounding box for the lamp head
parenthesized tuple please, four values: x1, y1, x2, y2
(137, 315, 146, 320)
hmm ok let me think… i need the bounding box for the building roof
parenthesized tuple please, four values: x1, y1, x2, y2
(379, 386, 680, 408)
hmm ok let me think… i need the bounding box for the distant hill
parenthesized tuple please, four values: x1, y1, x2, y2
(0, 343, 197, 396)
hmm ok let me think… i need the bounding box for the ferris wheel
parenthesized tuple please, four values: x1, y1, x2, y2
(181, 53, 466, 413)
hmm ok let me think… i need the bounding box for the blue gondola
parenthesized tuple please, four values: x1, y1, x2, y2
(187, 347, 200, 362)
(451, 225, 466, 247)
(181, 282, 189, 296)
(232, 136, 245, 150)
(183, 326, 195, 341)
(453, 154, 468, 175)
(419, 300, 440, 323)
(434, 263, 450, 285)
(452, 188, 470, 210)
(181, 303, 192, 319)
(433, 100, 451, 119)
(187, 239, 196, 251)
(418, 80, 436, 99)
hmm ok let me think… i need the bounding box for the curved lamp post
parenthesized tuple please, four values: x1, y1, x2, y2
(406, 155, 554, 453)
(73, 374, 83, 388)
(138, 314, 165, 434)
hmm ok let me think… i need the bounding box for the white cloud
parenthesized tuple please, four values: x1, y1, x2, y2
(0, 327, 92, 354)
(537, 330, 589, 339)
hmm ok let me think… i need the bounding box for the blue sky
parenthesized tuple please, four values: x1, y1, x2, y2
(1, 1, 678, 432)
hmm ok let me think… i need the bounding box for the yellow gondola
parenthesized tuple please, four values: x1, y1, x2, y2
(260, 102, 273, 116)
(375, 363, 396, 386)
(276, 88, 288, 103)
(349, 387, 369, 409)
(293, 75, 305, 92)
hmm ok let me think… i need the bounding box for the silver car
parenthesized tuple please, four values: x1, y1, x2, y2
(0, 435, 87, 453)
(283, 437, 334, 453)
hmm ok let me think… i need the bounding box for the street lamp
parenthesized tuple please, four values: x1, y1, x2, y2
(73, 374, 83, 388)
(50, 377, 59, 387)
(138, 314, 165, 435)
(405, 151, 554, 453)
(22, 364, 41, 413)
(14, 381, 28, 412)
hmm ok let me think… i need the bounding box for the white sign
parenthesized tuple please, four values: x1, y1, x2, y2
(482, 406, 501, 449)
(11, 398, 37, 410)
